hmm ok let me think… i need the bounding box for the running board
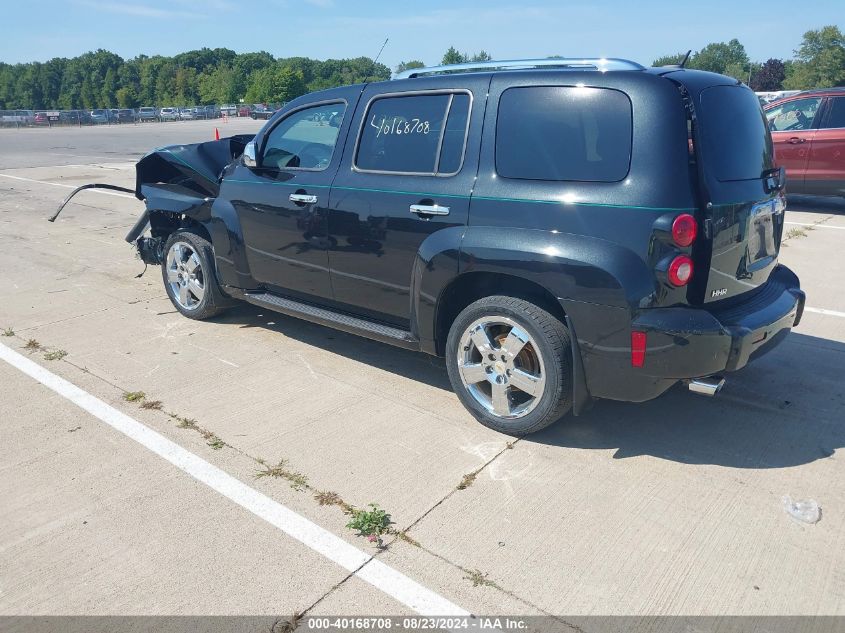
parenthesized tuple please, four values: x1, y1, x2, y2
(244, 292, 419, 350)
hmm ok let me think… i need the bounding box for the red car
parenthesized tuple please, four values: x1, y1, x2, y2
(34, 112, 49, 125)
(764, 87, 845, 197)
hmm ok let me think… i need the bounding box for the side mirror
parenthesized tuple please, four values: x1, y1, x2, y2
(243, 141, 257, 168)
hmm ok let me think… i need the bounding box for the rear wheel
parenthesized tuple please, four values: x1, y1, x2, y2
(445, 296, 573, 435)
(161, 230, 229, 320)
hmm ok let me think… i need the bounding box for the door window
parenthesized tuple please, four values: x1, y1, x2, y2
(766, 97, 822, 132)
(354, 92, 471, 175)
(261, 101, 347, 171)
(495, 86, 632, 182)
(822, 97, 845, 129)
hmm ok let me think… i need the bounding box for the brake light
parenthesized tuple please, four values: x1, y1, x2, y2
(667, 255, 694, 286)
(631, 331, 647, 368)
(671, 214, 698, 247)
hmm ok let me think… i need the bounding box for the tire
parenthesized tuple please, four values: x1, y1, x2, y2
(445, 295, 573, 435)
(161, 229, 230, 320)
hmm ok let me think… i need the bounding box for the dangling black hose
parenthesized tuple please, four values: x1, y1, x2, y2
(48, 183, 136, 222)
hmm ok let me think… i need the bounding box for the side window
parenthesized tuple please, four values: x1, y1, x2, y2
(496, 86, 632, 182)
(355, 92, 471, 175)
(766, 97, 822, 132)
(823, 97, 845, 129)
(262, 101, 346, 171)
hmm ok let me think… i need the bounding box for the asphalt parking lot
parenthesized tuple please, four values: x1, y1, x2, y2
(1, 120, 844, 621)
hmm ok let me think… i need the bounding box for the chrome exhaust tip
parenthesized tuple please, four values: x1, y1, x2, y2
(686, 376, 726, 397)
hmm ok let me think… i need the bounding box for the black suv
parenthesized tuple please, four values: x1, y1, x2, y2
(114, 58, 804, 434)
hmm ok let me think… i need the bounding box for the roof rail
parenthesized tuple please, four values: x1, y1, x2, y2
(394, 57, 645, 79)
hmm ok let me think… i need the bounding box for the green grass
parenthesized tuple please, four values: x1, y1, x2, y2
(123, 391, 146, 402)
(43, 349, 67, 361)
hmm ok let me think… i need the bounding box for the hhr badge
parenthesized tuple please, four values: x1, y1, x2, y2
(712, 288, 728, 298)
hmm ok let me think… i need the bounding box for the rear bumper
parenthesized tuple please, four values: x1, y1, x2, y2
(633, 264, 804, 379)
(566, 265, 804, 403)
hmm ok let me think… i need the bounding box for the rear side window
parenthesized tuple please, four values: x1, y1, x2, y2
(355, 92, 471, 175)
(495, 86, 632, 182)
(823, 97, 845, 129)
(700, 85, 774, 182)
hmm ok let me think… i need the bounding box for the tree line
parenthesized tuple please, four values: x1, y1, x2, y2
(651, 25, 844, 91)
(0, 49, 391, 110)
(1, 26, 842, 111)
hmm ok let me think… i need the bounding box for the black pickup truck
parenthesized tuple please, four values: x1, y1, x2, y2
(65, 58, 804, 434)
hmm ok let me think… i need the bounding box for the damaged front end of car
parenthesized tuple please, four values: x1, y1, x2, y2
(50, 134, 253, 266)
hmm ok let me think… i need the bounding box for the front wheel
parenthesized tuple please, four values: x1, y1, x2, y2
(161, 230, 230, 320)
(445, 296, 573, 435)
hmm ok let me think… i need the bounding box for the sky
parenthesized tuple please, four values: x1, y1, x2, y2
(0, 0, 841, 70)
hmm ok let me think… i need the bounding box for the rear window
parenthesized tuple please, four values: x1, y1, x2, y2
(699, 85, 774, 182)
(495, 86, 632, 182)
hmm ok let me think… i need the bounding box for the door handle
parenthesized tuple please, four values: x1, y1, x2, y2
(289, 193, 317, 204)
(410, 204, 450, 216)
(788, 137, 806, 144)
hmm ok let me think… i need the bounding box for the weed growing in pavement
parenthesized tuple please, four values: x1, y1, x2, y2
(43, 349, 67, 361)
(174, 417, 225, 450)
(269, 614, 300, 633)
(255, 459, 309, 491)
(786, 228, 807, 240)
(123, 391, 146, 402)
(464, 568, 499, 589)
(346, 503, 392, 548)
(314, 490, 350, 510)
(24, 339, 40, 350)
(140, 400, 163, 410)
(457, 471, 478, 490)
(2, 327, 13, 337)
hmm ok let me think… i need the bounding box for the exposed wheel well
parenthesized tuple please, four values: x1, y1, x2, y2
(434, 272, 567, 356)
(149, 210, 211, 243)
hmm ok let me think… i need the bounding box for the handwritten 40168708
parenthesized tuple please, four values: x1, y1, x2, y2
(369, 114, 431, 138)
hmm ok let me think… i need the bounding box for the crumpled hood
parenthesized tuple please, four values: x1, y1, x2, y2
(135, 134, 254, 200)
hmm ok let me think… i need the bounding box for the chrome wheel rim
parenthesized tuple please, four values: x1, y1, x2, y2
(165, 242, 205, 310)
(456, 317, 545, 419)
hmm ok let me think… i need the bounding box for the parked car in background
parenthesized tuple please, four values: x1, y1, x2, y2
(34, 112, 49, 125)
(159, 107, 179, 121)
(138, 107, 158, 122)
(204, 105, 220, 119)
(90, 109, 109, 124)
(114, 58, 803, 435)
(190, 106, 208, 120)
(220, 104, 237, 117)
(764, 87, 845, 197)
(178, 108, 195, 120)
(59, 110, 91, 124)
(238, 105, 251, 117)
(250, 105, 275, 120)
(117, 109, 135, 123)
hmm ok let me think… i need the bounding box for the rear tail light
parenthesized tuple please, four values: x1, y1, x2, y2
(631, 331, 647, 368)
(671, 213, 698, 247)
(667, 255, 694, 286)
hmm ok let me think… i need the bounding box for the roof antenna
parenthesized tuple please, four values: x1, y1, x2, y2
(679, 50, 692, 68)
(373, 37, 389, 66)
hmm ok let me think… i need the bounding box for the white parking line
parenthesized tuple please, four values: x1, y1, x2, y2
(805, 307, 845, 319)
(0, 341, 470, 617)
(0, 173, 135, 198)
(784, 222, 845, 231)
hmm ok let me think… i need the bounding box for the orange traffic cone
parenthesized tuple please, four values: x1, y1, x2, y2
(214, 127, 220, 140)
